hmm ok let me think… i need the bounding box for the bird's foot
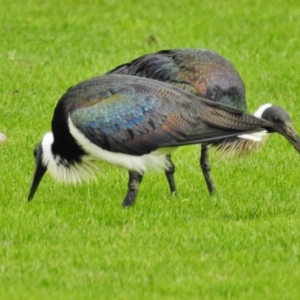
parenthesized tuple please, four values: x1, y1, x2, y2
(122, 190, 137, 208)
(171, 190, 177, 197)
(208, 187, 216, 196)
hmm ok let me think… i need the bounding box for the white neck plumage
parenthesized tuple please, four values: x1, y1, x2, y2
(253, 103, 272, 118)
(41, 132, 97, 184)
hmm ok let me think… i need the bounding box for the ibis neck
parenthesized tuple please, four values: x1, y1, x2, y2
(51, 98, 86, 163)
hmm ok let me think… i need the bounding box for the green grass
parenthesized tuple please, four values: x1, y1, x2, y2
(1, 0, 300, 299)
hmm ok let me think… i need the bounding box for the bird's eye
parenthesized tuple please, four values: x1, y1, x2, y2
(273, 116, 280, 122)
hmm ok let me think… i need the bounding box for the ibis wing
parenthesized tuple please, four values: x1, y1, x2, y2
(107, 49, 247, 110)
(107, 51, 176, 79)
(107, 50, 198, 94)
(70, 88, 170, 155)
(66, 75, 268, 155)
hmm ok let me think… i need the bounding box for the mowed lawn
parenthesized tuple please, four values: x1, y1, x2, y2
(1, 0, 300, 299)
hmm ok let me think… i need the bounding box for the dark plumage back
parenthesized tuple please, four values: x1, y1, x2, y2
(107, 49, 257, 156)
(107, 49, 247, 111)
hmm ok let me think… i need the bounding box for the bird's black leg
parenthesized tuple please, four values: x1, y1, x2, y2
(200, 145, 215, 195)
(122, 171, 143, 207)
(165, 154, 177, 196)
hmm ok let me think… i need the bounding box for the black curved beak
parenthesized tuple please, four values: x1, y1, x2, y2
(28, 143, 47, 201)
(280, 122, 300, 153)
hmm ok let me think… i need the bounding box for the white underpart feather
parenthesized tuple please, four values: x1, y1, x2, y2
(41, 133, 97, 184)
(237, 103, 272, 141)
(68, 117, 172, 175)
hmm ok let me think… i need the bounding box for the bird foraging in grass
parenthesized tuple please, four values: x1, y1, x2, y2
(107, 48, 271, 194)
(28, 74, 300, 207)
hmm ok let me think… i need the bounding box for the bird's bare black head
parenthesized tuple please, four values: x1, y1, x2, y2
(261, 105, 292, 131)
(28, 140, 47, 201)
(256, 104, 300, 153)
